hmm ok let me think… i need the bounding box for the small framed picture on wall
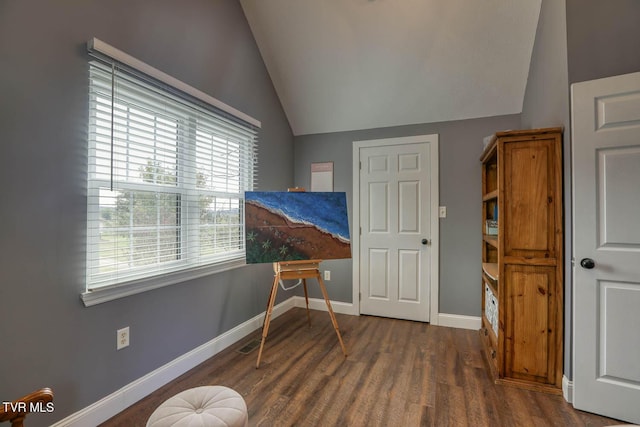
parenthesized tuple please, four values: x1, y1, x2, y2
(311, 161, 334, 191)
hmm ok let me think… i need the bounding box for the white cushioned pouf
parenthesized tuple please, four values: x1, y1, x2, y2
(147, 386, 248, 427)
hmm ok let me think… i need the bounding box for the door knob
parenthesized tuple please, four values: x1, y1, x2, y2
(580, 258, 595, 269)
(421, 238, 430, 245)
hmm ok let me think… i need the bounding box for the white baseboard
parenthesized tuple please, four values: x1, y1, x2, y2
(437, 313, 482, 330)
(293, 295, 357, 316)
(50, 297, 297, 427)
(562, 375, 573, 403)
(296, 300, 480, 331)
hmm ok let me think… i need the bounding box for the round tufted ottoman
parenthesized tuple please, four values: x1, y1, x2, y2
(146, 386, 248, 427)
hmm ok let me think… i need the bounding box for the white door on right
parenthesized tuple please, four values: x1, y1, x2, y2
(572, 71, 640, 424)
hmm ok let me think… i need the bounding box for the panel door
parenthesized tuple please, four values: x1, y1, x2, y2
(359, 141, 431, 322)
(572, 71, 640, 424)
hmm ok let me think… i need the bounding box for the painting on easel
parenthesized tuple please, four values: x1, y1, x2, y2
(244, 191, 351, 264)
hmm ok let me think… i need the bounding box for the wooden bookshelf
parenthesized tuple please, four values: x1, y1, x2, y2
(479, 128, 564, 394)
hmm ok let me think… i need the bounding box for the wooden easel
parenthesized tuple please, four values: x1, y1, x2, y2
(255, 187, 348, 368)
(256, 259, 348, 368)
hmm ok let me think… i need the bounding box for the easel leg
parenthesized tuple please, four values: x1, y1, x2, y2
(317, 274, 348, 357)
(303, 278, 311, 327)
(256, 274, 279, 368)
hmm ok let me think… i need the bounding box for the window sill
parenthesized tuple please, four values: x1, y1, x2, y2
(81, 257, 247, 307)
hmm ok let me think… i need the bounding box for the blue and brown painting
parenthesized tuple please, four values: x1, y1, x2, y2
(245, 191, 351, 264)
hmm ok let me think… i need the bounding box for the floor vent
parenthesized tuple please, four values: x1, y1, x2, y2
(237, 338, 261, 355)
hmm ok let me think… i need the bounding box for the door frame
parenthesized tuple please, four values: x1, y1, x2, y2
(352, 134, 439, 324)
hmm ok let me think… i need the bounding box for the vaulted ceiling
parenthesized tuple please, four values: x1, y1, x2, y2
(240, 0, 542, 136)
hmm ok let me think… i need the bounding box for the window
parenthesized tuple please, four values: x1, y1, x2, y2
(84, 39, 258, 303)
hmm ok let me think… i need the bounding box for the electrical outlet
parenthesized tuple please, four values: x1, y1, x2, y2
(324, 270, 331, 281)
(439, 206, 447, 218)
(117, 327, 130, 350)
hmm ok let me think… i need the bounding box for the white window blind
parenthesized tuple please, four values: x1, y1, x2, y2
(86, 44, 258, 293)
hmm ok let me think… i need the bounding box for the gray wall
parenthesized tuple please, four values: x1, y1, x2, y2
(566, 0, 640, 84)
(294, 115, 522, 316)
(522, 0, 570, 129)
(0, 1, 293, 425)
(520, 0, 572, 380)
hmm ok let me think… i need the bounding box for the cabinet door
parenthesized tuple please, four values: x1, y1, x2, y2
(502, 139, 558, 259)
(503, 264, 560, 385)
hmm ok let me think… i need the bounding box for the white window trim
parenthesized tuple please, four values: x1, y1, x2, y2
(82, 38, 259, 306)
(81, 257, 246, 306)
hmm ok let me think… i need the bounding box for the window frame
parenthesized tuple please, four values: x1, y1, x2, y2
(82, 38, 260, 307)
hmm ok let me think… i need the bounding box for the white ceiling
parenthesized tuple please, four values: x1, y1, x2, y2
(240, 0, 542, 136)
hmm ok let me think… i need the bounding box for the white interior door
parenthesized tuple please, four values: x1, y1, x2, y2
(354, 135, 438, 323)
(572, 71, 640, 424)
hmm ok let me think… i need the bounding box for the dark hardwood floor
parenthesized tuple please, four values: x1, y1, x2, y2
(101, 308, 622, 426)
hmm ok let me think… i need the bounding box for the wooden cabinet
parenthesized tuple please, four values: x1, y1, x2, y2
(480, 128, 563, 394)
